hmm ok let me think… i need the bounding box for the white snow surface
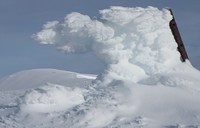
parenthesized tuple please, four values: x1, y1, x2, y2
(1, 6, 200, 128)
(20, 84, 85, 113)
(0, 68, 96, 91)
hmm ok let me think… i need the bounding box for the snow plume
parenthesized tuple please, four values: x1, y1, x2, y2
(33, 6, 181, 83)
(32, 6, 200, 126)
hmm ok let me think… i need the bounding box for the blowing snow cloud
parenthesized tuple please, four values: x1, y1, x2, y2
(2, 6, 200, 127)
(33, 6, 183, 83)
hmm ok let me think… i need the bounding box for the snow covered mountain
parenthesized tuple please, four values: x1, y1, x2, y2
(0, 68, 96, 91)
(1, 6, 200, 128)
(0, 69, 96, 127)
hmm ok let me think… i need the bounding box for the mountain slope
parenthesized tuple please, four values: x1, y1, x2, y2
(0, 68, 96, 91)
(1, 6, 200, 128)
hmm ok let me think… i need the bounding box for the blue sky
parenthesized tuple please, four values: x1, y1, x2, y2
(0, 0, 200, 78)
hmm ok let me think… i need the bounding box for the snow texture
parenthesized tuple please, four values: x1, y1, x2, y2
(1, 6, 200, 128)
(19, 84, 85, 113)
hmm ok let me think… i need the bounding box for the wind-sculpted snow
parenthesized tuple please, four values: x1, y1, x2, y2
(19, 84, 85, 113)
(1, 6, 200, 128)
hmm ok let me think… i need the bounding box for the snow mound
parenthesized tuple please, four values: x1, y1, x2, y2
(0, 68, 96, 91)
(19, 83, 85, 113)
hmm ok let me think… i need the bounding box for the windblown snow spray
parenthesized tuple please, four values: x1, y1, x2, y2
(33, 6, 183, 82)
(31, 6, 200, 127)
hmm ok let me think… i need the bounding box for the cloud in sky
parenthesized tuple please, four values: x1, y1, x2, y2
(0, 0, 200, 78)
(34, 6, 183, 84)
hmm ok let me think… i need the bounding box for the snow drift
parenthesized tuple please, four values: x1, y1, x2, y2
(19, 84, 85, 113)
(1, 6, 200, 127)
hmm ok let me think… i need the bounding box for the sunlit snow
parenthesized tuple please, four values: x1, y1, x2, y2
(1, 6, 200, 128)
